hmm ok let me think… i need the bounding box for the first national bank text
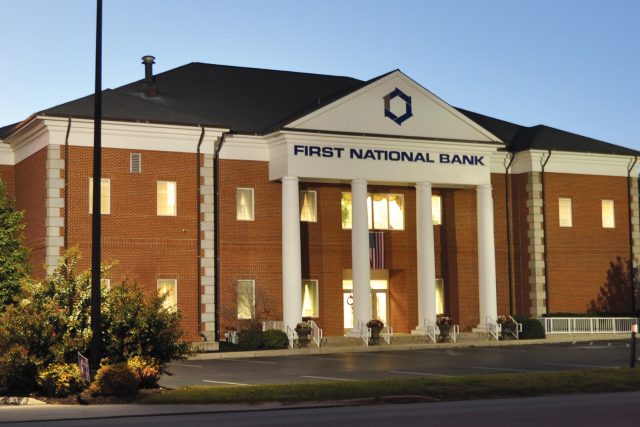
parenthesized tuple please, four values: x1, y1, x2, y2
(293, 145, 485, 166)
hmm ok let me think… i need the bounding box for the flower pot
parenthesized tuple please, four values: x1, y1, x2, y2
(500, 323, 517, 340)
(438, 325, 451, 342)
(296, 328, 312, 347)
(369, 326, 382, 345)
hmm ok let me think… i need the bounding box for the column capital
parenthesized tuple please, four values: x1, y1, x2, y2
(282, 175, 299, 183)
(416, 181, 432, 190)
(477, 183, 492, 191)
(351, 178, 367, 186)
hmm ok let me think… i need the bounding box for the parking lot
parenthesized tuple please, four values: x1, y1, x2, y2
(160, 340, 635, 388)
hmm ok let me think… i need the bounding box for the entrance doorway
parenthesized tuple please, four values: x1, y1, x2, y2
(342, 270, 389, 329)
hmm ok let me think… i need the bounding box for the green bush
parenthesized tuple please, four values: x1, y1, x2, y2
(514, 315, 545, 339)
(90, 363, 139, 397)
(238, 327, 264, 350)
(262, 330, 289, 349)
(127, 356, 161, 388)
(38, 363, 87, 397)
(0, 345, 38, 394)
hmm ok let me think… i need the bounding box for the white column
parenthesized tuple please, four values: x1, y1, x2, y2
(282, 176, 302, 330)
(477, 183, 498, 328)
(351, 179, 372, 328)
(416, 182, 437, 330)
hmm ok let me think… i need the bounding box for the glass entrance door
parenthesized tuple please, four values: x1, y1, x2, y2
(343, 276, 388, 329)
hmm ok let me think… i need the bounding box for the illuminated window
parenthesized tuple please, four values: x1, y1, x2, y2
(436, 278, 445, 315)
(602, 199, 615, 228)
(236, 188, 254, 221)
(300, 191, 317, 222)
(89, 178, 110, 214)
(341, 193, 404, 230)
(237, 280, 255, 319)
(157, 181, 177, 216)
(301, 279, 319, 318)
(559, 197, 572, 227)
(432, 195, 442, 225)
(157, 279, 177, 312)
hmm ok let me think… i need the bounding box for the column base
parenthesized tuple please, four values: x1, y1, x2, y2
(411, 325, 427, 335)
(472, 325, 489, 333)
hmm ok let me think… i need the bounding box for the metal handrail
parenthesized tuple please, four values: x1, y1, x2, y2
(487, 316, 500, 341)
(308, 320, 323, 348)
(507, 315, 523, 340)
(545, 317, 639, 334)
(358, 322, 371, 346)
(424, 319, 437, 343)
(382, 325, 393, 344)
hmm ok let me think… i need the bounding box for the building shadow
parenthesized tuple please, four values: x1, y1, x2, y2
(588, 256, 638, 314)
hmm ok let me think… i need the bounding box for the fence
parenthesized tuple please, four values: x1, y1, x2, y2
(544, 317, 638, 334)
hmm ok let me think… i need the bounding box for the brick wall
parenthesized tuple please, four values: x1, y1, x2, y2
(0, 165, 15, 199)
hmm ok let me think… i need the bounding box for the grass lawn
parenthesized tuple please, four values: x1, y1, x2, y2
(144, 368, 640, 405)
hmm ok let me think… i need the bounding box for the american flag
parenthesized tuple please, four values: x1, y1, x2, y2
(369, 232, 385, 269)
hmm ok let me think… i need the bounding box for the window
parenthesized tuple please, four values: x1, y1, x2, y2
(436, 278, 445, 315)
(89, 178, 110, 214)
(558, 197, 572, 227)
(602, 199, 615, 228)
(236, 188, 254, 221)
(300, 190, 317, 222)
(432, 195, 442, 225)
(157, 181, 177, 216)
(301, 280, 319, 318)
(157, 279, 177, 312)
(237, 280, 255, 319)
(341, 193, 404, 230)
(130, 153, 141, 173)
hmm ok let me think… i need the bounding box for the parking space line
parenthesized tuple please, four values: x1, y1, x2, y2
(283, 355, 344, 361)
(470, 366, 531, 372)
(203, 380, 250, 386)
(389, 370, 451, 377)
(301, 375, 352, 381)
(171, 363, 203, 368)
(224, 359, 277, 365)
(544, 362, 620, 369)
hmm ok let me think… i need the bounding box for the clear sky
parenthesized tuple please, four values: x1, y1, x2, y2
(1, 0, 638, 149)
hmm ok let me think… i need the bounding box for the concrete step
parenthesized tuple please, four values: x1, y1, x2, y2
(319, 332, 494, 347)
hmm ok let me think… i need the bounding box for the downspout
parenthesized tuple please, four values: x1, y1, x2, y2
(196, 127, 205, 340)
(504, 153, 515, 314)
(540, 150, 552, 313)
(214, 132, 230, 342)
(63, 118, 71, 250)
(627, 156, 638, 313)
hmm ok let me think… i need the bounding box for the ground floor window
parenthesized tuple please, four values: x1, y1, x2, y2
(436, 278, 444, 315)
(237, 279, 255, 319)
(157, 279, 177, 312)
(302, 279, 319, 317)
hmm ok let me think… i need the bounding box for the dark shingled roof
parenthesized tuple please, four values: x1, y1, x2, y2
(2, 62, 637, 156)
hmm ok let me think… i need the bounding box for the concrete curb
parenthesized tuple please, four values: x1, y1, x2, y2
(0, 396, 47, 405)
(191, 334, 631, 360)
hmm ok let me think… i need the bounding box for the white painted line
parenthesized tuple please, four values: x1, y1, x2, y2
(389, 370, 451, 377)
(544, 362, 620, 369)
(203, 380, 250, 386)
(301, 375, 352, 382)
(171, 363, 203, 368)
(284, 355, 344, 361)
(470, 366, 531, 372)
(224, 359, 277, 365)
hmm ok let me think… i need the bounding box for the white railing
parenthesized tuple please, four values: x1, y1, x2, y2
(308, 320, 323, 348)
(507, 316, 523, 340)
(545, 317, 639, 335)
(359, 322, 372, 346)
(382, 325, 393, 344)
(424, 319, 437, 343)
(437, 324, 460, 343)
(487, 317, 500, 341)
(262, 320, 295, 348)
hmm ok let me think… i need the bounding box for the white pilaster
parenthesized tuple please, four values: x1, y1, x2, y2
(351, 179, 372, 328)
(477, 184, 498, 328)
(45, 144, 65, 273)
(200, 153, 216, 341)
(416, 182, 437, 330)
(282, 176, 302, 330)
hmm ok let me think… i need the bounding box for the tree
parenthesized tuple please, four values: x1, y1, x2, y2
(0, 179, 30, 308)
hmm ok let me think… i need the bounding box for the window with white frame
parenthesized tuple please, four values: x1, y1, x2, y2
(301, 279, 319, 318)
(236, 188, 254, 221)
(89, 178, 111, 214)
(341, 193, 404, 230)
(237, 280, 255, 319)
(602, 199, 615, 228)
(157, 279, 177, 312)
(559, 197, 573, 227)
(432, 195, 442, 225)
(300, 190, 317, 222)
(157, 181, 177, 216)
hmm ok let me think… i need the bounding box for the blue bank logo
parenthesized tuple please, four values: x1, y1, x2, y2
(383, 88, 413, 126)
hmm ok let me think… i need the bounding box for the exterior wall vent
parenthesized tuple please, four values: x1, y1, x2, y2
(130, 153, 142, 173)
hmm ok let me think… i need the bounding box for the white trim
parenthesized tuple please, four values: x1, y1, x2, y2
(0, 143, 14, 165)
(509, 150, 639, 177)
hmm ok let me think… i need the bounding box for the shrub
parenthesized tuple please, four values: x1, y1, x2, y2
(127, 356, 161, 388)
(514, 315, 545, 339)
(38, 363, 87, 397)
(0, 345, 38, 394)
(262, 330, 289, 349)
(238, 327, 264, 350)
(89, 363, 139, 397)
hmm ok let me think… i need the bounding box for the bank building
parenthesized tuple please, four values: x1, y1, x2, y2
(1, 57, 638, 345)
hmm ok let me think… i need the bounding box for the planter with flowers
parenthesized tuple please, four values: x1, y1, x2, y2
(295, 321, 313, 348)
(497, 315, 517, 340)
(366, 319, 384, 345)
(436, 316, 453, 342)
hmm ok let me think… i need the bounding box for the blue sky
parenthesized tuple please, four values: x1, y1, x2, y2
(1, 0, 638, 149)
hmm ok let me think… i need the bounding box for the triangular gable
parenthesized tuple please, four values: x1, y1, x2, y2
(286, 70, 502, 144)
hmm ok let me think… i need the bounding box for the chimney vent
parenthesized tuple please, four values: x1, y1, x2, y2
(142, 55, 157, 97)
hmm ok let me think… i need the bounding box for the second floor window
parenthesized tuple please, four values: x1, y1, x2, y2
(157, 181, 177, 216)
(89, 178, 110, 214)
